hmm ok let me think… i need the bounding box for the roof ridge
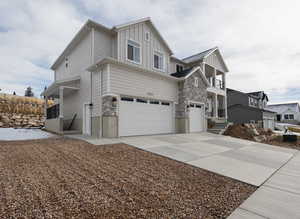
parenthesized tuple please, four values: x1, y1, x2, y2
(182, 47, 217, 61)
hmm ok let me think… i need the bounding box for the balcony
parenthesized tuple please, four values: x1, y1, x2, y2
(215, 79, 224, 90)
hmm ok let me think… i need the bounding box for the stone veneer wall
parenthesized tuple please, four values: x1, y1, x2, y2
(102, 96, 117, 116)
(176, 71, 207, 118)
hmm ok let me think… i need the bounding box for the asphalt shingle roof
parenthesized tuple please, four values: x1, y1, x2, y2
(170, 67, 194, 78)
(182, 47, 216, 63)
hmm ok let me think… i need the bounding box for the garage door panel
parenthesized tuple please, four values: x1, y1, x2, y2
(119, 98, 174, 136)
(190, 104, 205, 132)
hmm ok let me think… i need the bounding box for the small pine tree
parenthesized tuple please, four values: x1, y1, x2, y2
(25, 86, 34, 97)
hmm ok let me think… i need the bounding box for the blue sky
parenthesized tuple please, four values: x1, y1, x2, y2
(0, 0, 300, 103)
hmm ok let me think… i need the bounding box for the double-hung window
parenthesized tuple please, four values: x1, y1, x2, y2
(154, 51, 164, 70)
(127, 40, 141, 63)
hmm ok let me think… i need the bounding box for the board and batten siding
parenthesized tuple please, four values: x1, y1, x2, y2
(117, 22, 171, 74)
(109, 64, 178, 102)
(204, 52, 227, 73)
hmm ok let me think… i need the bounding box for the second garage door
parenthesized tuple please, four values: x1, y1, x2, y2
(189, 103, 205, 132)
(119, 97, 174, 136)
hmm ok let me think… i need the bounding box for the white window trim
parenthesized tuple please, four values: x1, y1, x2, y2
(153, 51, 165, 72)
(126, 39, 141, 65)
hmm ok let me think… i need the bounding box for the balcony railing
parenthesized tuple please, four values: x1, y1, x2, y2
(47, 104, 60, 119)
(207, 77, 224, 90)
(215, 79, 224, 89)
(218, 109, 226, 118)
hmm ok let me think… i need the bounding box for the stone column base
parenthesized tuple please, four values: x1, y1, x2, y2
(102, 116, 118, 138)
(175, 117, 189, 133)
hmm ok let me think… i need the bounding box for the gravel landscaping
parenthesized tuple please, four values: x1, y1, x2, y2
(0, 138, 256, 218)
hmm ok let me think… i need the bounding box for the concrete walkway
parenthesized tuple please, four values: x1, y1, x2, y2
(69, 132, 300, 218)
(228, 151, 300, 219)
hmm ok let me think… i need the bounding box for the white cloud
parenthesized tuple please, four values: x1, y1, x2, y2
(0, 0, 85, 96)
(1, 0, 300, 102)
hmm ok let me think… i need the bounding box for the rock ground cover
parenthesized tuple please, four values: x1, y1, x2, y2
(0, 138, 256, 218)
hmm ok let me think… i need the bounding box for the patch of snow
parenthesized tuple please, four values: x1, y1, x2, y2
(0, 128, 56, 141)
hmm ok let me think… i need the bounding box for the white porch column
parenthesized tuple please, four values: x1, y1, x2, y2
(214, 93, 218, 118)
(222, 72, 226, 90)
(59, 87, 64, 118)
(213, 68, 217, 87)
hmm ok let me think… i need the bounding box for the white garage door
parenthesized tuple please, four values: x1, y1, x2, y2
(119, 97, 174, 136)
(264, 119, 274, 130)
(189, 103, 205, 132)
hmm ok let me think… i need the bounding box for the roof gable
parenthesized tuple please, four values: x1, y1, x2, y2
(113, 17, 173, 54)
(204, 49, 229, 72)
(183, 47, 229, 72)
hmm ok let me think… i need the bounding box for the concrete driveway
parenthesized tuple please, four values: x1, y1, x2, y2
(70, 132, 300, 218)
(71, 132, 296, 187)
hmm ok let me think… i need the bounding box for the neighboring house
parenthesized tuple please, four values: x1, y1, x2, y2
(227, 88, 276, 129)
(266, 102, 300, 125)
(42, 17, 229, 137)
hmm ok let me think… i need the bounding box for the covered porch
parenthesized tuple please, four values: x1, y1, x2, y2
(203, 63, 226, 91)
(206, 92, 227, 121)
(41, 76, 81, 134)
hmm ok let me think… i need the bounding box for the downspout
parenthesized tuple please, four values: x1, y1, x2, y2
(90, 27, 95, 135)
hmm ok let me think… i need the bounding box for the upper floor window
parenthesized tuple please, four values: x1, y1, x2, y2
(145, 31, 150, 41)
(127, 40, 141, 63)
(154, 51, 164, 70)
(284, 114, 294, 120)
(176, 64, 184, 72)
(65, 57, 69, 68)
(194, 77, 199, 87)
(249, 97, 258, 107)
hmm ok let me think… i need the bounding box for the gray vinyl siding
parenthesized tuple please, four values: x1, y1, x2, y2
(170, 60, 185, 74)
(109, 64, 178, 102)
(55, 31, 92, 81)
(92, 70, 102, 117)
(112, 35, 118, 59)
(102, 65, 108, 95)
(117, 22, 171, 74)
(205, 51, 227, 73)
(53, 30, 93, 123)
(93, 29, 113, 63)
(227, 90, 249, 107)
(228, 106, 262, 124)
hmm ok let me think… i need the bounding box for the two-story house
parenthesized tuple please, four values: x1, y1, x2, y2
(266, 102, 300, 125)
(227, 88, 276, 129)
(42, 17, 229, 137)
